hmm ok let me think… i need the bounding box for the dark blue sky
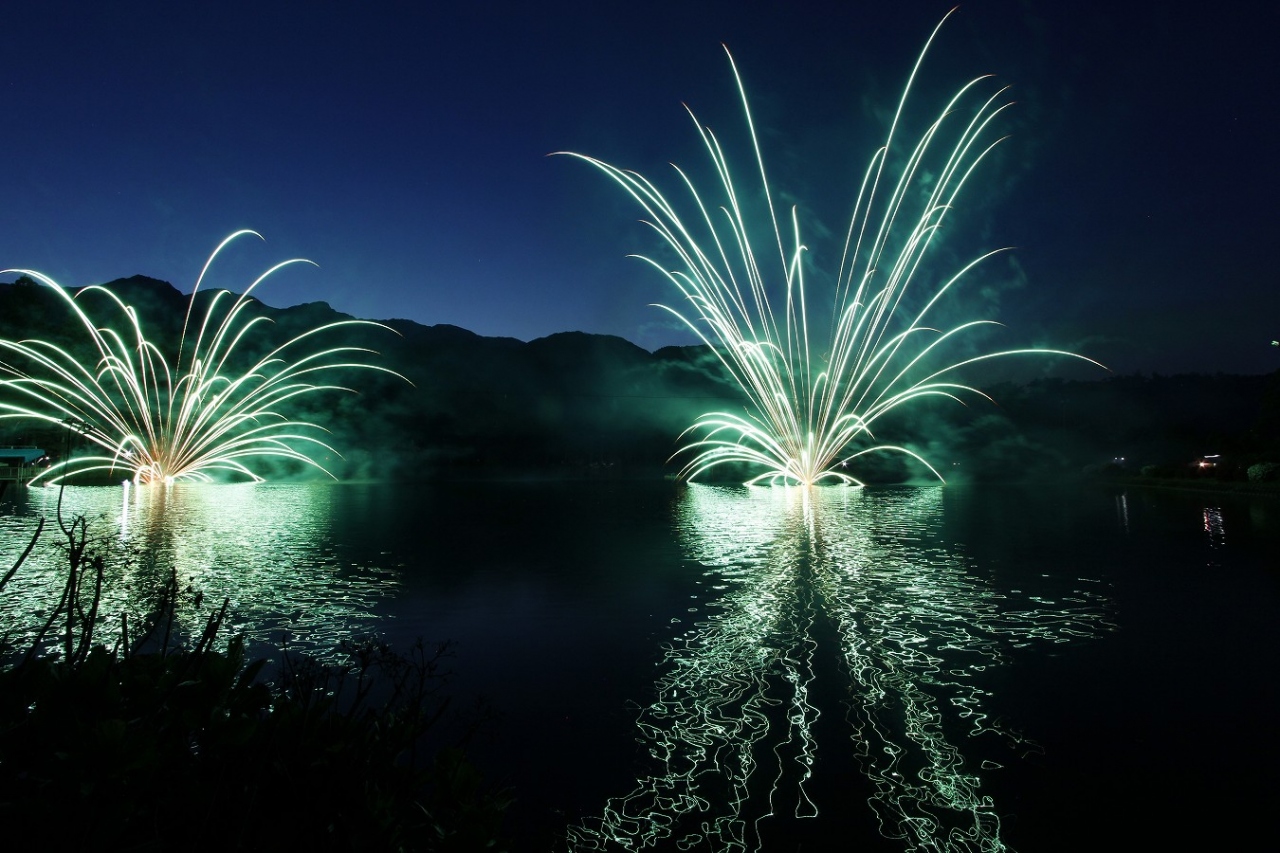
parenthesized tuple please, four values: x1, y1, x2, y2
(3, 1, 1276, 375)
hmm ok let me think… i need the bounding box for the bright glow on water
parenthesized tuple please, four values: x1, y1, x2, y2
(5, 480, 1275, 847)
(569, 485, 1116, 851)
(0, 483, 400, 656)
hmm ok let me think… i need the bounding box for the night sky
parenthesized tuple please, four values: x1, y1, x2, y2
(3, 0, 1276, 376)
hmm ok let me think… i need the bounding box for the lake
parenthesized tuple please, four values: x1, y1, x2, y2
(2, 479, 1277, 851)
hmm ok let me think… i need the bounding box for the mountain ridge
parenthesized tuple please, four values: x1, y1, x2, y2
(1, 275, 1276, 481)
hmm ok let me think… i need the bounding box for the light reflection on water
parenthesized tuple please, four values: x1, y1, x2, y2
(7, 479, 1273, 848)
(0, 483, 400, 656)
(570, 484, 1117, 852)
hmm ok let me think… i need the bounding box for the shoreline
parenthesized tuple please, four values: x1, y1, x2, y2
(1092, 476, 1280, 498)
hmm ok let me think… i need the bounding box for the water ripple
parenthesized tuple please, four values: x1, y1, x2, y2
(569, 485, 1117, 852)
(1, 483, 400, 658)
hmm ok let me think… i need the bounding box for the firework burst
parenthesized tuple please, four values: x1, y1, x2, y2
(1, 230, 403, 485)
(561, 12, 1100, 485)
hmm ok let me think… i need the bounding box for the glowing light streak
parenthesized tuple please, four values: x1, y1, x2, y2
(560, 12, 1101, 485)
(1, 231, 404, 485)
(1203, 507, 1225, 550)
(568, 484, 1118, 851)
(1116, 492, 1130, 534)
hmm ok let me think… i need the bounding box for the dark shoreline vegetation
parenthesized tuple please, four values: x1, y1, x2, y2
(0, 502, 512, 851)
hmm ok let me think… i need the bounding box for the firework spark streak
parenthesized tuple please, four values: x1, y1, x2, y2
(1, 231, 403, 485)
(560, 12, 1100, 485)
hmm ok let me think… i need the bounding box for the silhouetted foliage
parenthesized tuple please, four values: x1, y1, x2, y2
(1248, 462, 1280, 483)
(0, 510, 510, 851)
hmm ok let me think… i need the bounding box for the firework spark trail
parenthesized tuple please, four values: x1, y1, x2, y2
(559, 11, 1101, 485)
(1, 230, 405, 485)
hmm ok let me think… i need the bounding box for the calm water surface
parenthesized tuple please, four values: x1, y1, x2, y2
(2, 480, 1277, 851)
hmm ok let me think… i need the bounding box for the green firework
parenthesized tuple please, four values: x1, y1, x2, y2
(561, 12, 1099, 485)
(1, 230, 404, 485)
